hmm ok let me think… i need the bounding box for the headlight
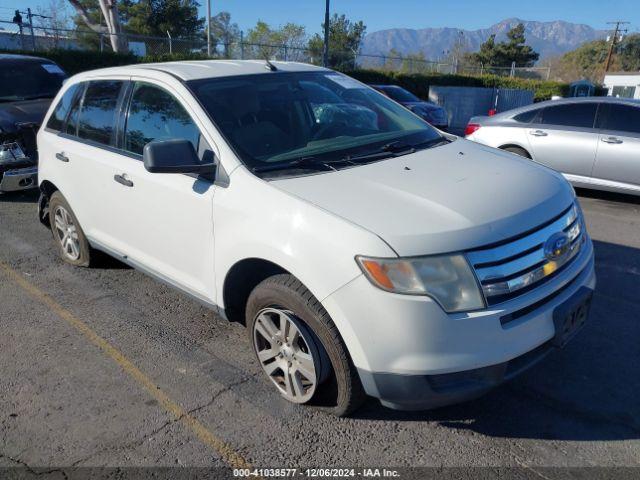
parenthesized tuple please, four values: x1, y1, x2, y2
(0, 142, 28, 165)
(356, 254, 485, 313)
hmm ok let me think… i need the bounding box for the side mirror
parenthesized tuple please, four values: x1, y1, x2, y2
(143, 139, 216, 175)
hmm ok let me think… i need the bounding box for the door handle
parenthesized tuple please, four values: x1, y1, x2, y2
(55, 152, 69, 162)
(601, 136, 623, 144)
(529, 130, 548, 137)
(113, 174, 134, 187)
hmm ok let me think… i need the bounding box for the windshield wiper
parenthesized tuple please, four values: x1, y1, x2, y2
(252, 136, 452, 174)
(342, 137, 451, 164)
(252, 155, 353, 173)
(342, 141, 417, 163)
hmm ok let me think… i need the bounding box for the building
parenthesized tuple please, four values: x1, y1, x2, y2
(603, 72, 640, 99)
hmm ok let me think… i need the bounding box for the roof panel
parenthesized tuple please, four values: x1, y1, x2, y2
(106, 60, 328, 81)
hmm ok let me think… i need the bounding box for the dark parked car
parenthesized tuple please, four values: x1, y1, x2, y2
(370, 84, 449, 130)
(0, 54, 66, 193)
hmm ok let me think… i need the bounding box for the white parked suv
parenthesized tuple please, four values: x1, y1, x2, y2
(37, 60, 595, 415)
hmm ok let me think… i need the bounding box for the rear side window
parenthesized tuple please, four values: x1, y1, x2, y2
(595, 103, 640, 135)
(124, 83, 202, 156)
(46, 84, 80, 132)
(539, 103, 597, 129)
(513, 109, 539, 123)
(77, 81, 123, 146)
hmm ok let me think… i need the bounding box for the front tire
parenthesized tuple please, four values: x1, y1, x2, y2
(48, 191, 92, 267)
(246, 274, 366, 416)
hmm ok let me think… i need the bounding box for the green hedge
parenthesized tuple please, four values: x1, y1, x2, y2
(2, 48, 568, 101)
(346, 69, 569, 102)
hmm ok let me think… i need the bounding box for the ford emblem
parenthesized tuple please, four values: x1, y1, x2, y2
(544, 232, 570, 260)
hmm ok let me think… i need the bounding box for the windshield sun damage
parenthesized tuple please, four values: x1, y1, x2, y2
(0, 61, 66, 102)
(188, 71, 446, 176)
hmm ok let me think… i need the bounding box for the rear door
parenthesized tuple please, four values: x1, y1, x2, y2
(526, 102, 599, 181)
(39, 79, 129, 241)
(592, 102, 640, 191)
(63, 79, 130, 246)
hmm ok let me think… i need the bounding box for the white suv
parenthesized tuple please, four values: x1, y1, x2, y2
(37, 61, 595, 415)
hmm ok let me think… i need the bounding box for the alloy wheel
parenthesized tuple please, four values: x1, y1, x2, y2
(253, 307, 320, 403)
(53, 205, 80, 261)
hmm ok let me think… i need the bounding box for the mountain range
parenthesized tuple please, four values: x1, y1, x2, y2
(360, 18, 607, 63)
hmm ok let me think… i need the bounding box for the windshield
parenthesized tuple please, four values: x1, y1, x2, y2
(188, 71, 443, 175)
(0, 61, 66, 102)
(382, 86, 420, 103)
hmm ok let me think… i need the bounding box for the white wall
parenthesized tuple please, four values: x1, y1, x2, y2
(604, 74, 640, 99)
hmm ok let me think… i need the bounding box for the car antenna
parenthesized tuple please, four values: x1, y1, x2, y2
(264, 59, 278, 72)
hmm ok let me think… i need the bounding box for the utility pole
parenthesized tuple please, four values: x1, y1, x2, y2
(206, 0, 212, 57)
(323, 0, 330, 67)
(604, 21, 629, 73)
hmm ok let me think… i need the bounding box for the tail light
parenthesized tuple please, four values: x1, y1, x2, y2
(488, 109, 497, 116)
(464, 123, 480, 136)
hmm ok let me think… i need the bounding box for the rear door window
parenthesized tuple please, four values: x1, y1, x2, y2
(513, 108, 540, 123)
(77, 81, 123, 146)
(539, 103, 597, 129)
(595, 103, 640, 135)
(46, 84, 80, 132)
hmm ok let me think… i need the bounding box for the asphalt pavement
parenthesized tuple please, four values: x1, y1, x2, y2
(0, 188, 638, 477)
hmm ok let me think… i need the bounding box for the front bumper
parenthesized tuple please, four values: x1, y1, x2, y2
(321, 237, 595, 410)
(359, 286, 592, 410)
(0, 165, 38, 192)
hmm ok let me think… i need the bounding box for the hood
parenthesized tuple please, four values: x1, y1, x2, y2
(272, 139, 574, 257)
(0, 98, 52, 133)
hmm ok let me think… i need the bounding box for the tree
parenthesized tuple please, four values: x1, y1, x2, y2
(500, 24, 539, 67)
(120, 0, 204, 39)
(617, 34, 640, 72)
(278, 23, 308, 61)
(245, 20, 307, 61)
(468, 34, 498, 66)
(401, 52, 432, 74)
(545, 34, 640, 82)
(467, 23, 539, 69)
(36, 0, 72, 48)
(308, 13, 366, 69)
(246, 20, 281, 59)
(68, 0, 126, 52)
(209, 11, 239, 58)
(382, 48, 402, 71)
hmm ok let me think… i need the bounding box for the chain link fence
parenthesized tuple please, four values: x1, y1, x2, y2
(0, 20, 552, 79)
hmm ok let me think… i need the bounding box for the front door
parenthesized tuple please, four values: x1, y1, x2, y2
(592, 102, 640, 191)
(107, 80, 217, 300)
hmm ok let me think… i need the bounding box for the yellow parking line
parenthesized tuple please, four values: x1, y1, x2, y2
(0, 260, 253, 470)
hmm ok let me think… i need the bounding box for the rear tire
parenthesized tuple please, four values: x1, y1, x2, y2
(246, 274, 366, 416)
(502, 146, 531, 158)
(48, 191, 92, 267)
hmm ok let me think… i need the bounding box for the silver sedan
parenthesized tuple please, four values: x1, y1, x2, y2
(465, 97, 640, 196)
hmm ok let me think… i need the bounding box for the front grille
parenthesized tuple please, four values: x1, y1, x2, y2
(466, 203, 585, 306)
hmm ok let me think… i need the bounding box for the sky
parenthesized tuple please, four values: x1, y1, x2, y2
(1, 0, 639, 36)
